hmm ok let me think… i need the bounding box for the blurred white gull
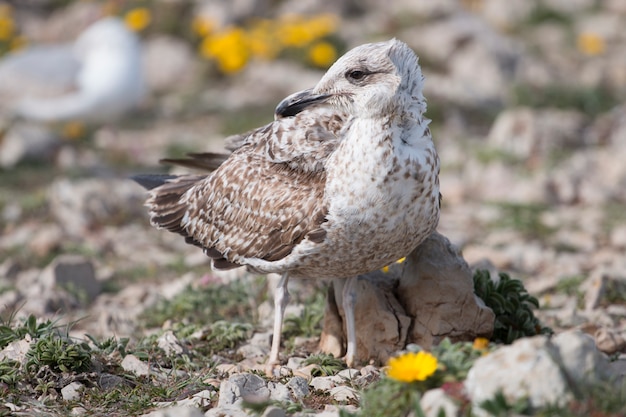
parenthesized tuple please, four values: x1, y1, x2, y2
(0, 17, 145, 124)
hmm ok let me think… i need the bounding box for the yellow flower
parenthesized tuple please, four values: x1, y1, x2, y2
(200, 27, 250, 73)
(10, 35, 26, 51)
(192, 16, 215, 37)
(305, 14, 338, 39)
(577, 32, 605, 56)
(0, 15, 15, 41)
(124, 7, 151, 32)
(472, 337, 490, 350)
(248, 19, 280, 60)
(387, 351, 438, 383)
(308, 41, 337, 68)
(61, 121, 86, 140)
(277, 14, 315, 47)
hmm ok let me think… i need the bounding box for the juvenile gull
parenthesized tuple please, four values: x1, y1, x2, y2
(134, 39, 440, 368)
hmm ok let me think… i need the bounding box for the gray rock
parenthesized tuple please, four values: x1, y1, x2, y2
(61, 382, 84, 401)
(217, 373, 270, 408)
(261, 406, 287, 417)
(286, 376, 309, 399)
(0, 337, 31, 363)
(39, 254, 101, 302)
(140, 406, 204, 417)
(465, 331, 611, 412)
(121, 354, 151, 377)
(0, 123, 60, 168)
(157, 330, 186, 356)
(98, 373, 128, 390)
(204, 407, 250, 417)
(310, 376, 339, 392)
(267, 381, 291, 402)
(48, 178, 147, 236)
(329, 386, 358, 402)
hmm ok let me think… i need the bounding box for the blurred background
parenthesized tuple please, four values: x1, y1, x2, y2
(0, 0, 625, 342)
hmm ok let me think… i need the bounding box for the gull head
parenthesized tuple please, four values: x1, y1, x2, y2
(275, 39, 425, 119)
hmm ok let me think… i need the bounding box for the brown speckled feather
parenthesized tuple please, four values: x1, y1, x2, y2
(145, 108, 347, 269)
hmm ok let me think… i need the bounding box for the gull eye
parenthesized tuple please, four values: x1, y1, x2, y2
(346, 69, 368, 83)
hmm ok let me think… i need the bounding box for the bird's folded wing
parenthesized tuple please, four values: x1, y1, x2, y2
(145, 111, 346, 266)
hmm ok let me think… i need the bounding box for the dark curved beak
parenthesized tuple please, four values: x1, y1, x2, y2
(274, 89, 331, 118)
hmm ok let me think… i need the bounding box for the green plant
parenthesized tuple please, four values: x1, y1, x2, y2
(283, 291, 325, 341)
(0, 359, 20, 385)
(303, 353, 346, 377)
(430, 339, 492, 383)
(0, 313, 60, 349)
(25, 334, 92, 373)
(480, 391, 533, 416)
(203, 320, 252, 353)
(473, 270, 551, 344)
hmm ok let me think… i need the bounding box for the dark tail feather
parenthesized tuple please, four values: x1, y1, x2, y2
(131, 174, 179, 190)
(160, 152, 230, 172)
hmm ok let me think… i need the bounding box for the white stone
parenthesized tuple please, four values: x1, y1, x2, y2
(329, 386, 358, 402)
(465, 331, 612, 412)
(0, 337, 31, 363)
(217, 373, 270, 408)
(420, 388, 460, 417)
(121, 354, 151, 377)
(309, 376, 339, 392)
(61, 382, 84, 401)
(140, 405, 205, 417)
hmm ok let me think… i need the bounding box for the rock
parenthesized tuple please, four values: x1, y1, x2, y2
(121, 354, 151, 377)
(420, 388, 460, 417)
(261, 406, 287, 417)
(140, 406, 205, 417)
(98, 373, 129, 390)
(0, 337, 31, 363)
(217, 373, 270, 408)
(320, 232, 494, 364)
(157, 330, 186, 356)
(48, 178, 147, 236)
(0, 123, 60, 168)
(398, 232, 495, 348)
(267, 381, 291, 402)
(310, 376, 339, 392)
(156, 390, 214, 409)
(329, 386, 358, 402)
(465, 331, 612, 412)
(487, 107, 588, 163)
(336, 368, 360, 380)
(61, 382, 84, 401)
(205, 408, 250, 417)
(595, 327, 626, 354)
(584, 271, 607, 311)
(286, 376, 309, 399)
(40, 254, 101, 302)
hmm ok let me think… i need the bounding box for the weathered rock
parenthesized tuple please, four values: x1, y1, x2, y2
(121, 354, 151, 377)
(329, 386, 358, 402)
(140, 405, 205, 417)
(157, 330, 186, 356)
(0, 337, 31, 363)
(465, 331, 612, 413)
(39, 254, 101, 302)
(399, 232, 495, 348)
(217, 373, 270, 408)
(0, 123, 60, 168)
(61, 382, 84, 401)
(487, 107, 588, 163)
(286, 376, 309, 399)
(595, 327, 626, 354)
(48, 178, 147, 236)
